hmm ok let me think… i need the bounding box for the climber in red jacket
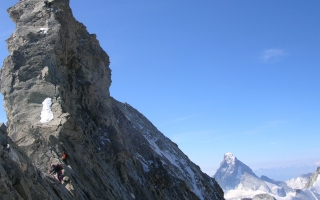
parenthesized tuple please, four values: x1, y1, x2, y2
(61, 151, 68, 165)
(49, 164, 63, 183)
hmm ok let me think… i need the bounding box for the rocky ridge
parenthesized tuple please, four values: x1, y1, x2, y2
(285, 173, 312, 190)
(0, 0, 224, 199)
(293, 166, 320, 199)
(305, 166, 320, 189)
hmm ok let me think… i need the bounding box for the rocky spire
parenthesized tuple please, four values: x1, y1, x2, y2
(0, 0, 224, 199)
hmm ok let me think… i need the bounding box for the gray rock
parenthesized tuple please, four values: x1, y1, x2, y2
(252, 193, 275, 200)
(0, 149, 5, 158)
(0, 123, 7, 134)
(0, 0, 224, 199)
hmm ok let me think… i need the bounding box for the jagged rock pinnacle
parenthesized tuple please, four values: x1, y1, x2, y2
(0, 0, 224, 199)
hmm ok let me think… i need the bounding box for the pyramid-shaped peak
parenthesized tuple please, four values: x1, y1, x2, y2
(215, 153, 260, 191)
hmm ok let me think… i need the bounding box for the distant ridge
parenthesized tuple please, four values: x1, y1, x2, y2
(214, 153, 320, 200)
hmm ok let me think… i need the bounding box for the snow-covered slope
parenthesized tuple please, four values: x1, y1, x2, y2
(114, 101, 224, 200)
(238, 173, 271, 193)
(285, 173, 312, 190)
(295, 175, 320, 200)
(214, 153, 320, 200)
(296, 166, 320, 199)
(260, 175, 293, 195)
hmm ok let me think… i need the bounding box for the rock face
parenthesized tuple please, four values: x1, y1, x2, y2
(0, 0, 224, 199)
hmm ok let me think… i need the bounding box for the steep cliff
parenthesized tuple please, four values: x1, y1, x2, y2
(0, 0, 224, 199)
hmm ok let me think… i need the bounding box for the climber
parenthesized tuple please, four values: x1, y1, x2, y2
(49, 164, 63, 183)
(3, 143, 10, 153)
(61, 151, 68, 165)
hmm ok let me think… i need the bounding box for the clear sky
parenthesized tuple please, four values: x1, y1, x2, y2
(1, 0, 319, 178)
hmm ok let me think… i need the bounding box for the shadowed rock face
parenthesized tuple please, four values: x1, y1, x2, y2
(0, 0, 224, 199)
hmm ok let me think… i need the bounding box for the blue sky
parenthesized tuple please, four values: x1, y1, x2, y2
(0, 0, 319, 178)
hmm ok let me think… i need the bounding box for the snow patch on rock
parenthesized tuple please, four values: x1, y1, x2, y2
(224, 152, 236, 165)
(39, 27, 48, 34)
(40, 98, 54, 123)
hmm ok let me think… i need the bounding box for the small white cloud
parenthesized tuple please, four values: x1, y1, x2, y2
(316, 161, 320, 166)
(261, 49, 285, 62)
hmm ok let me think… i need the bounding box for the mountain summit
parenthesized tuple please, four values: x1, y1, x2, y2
(214, 152, 259, 191)
(0, 0, 223, 199)
(214, 153, 320, 200)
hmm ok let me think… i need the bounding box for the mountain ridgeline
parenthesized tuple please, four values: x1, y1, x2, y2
(214, 153, 320, 200)
(0, 0, 224, 199)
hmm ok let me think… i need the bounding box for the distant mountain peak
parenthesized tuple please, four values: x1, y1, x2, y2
(214, 153, 259, 191)
(214, 153, 320, 200)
